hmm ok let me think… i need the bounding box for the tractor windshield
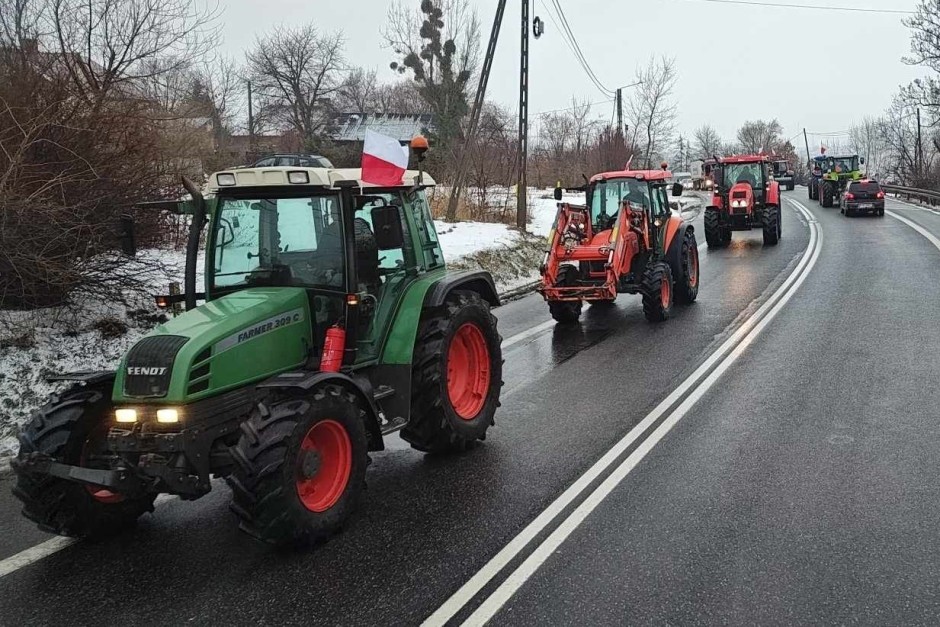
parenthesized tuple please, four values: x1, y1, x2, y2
(212, 194, 345, 292)
(724, 163, 763, 188)
(590, 178, 651, 229)
(830, 156, 858, 174)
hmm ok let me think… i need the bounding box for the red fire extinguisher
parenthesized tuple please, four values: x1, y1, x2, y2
(319, 325, 345, 373)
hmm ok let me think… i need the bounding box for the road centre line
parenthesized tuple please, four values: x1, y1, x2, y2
(424, 198, 820, 626)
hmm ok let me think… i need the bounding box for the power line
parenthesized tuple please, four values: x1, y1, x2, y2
(680, 0, 914, 14)
(550, 0, 614, 93)
(538, 0, 614, 96)
(533, 98, 615, 117)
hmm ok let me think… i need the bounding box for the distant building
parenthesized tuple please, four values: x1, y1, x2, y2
(329, 113, 435, 144)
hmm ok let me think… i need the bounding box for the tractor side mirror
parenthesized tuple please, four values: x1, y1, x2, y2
(671, 182, 683, 197)
(372, 205, 405, 250)
(554, 186, 563, 201)
(119, 214, 137, 257)
(860, 157, 866, 165)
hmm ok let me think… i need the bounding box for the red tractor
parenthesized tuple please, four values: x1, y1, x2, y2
(704, 155, 782, 248)
(539, 166, 700, 324)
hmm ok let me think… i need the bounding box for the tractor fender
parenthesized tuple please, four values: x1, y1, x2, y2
(665, 221, 694, 281)
(663, 215, 686, 253)
(257, 370, 384, 451)
(424, 270, 500, 308)
(765, 181, 781, 207)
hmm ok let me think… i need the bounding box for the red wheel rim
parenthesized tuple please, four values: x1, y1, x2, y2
(80, 434, 124, 504)
(296, 420, 352, 512)
(688, 246, 699, 288)
(446, 323, 491, 420)
(661, 277, 671, 309)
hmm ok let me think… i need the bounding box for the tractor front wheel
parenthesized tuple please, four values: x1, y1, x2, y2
(763, 205, 780, 246)
(704, 207, 724, 248)
(674, 229, 699, 304)
(641, 261, 674, 322)
(547, 265, 582, 324)
(402, 290, 503, 454)
(13, 383, 155, 538)
(228, 385, 369, 547)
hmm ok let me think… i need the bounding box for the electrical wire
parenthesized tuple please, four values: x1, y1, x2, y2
(550, 0, 615, 94)
(679, 0, 914, 15)
(538, 0, 614, 96)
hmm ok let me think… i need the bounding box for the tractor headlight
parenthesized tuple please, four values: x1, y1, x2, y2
(156, 408, 180, 424)
(287, 171, 310, 184)
(216, 173, 236, 186)
(115, 409, 138, 423)
(731, 199, 747, 209)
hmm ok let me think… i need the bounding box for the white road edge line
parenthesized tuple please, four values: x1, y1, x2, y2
(423, 198, 820, 627)
(0, 494, 174, 579)
(885, 209, 940, 253)
(500, 320, 556, 350)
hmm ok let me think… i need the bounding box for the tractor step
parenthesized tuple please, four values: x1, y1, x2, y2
(373, 385, 396, 401)
(379, 413, 407, 435)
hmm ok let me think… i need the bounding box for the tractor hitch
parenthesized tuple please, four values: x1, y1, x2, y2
(12, 452, 148, 497)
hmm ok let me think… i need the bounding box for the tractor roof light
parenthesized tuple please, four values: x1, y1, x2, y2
(217, 173, 236, 186)
(288, 171, 309, 184)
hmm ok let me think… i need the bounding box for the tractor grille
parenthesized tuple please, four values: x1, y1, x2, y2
(124, 335, 189, 397)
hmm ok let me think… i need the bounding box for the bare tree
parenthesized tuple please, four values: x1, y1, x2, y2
(373, 80, 425, 114)
(693, 124, 722, 159)
(336, 67, 379, 113)
(49, 0, 220, 104)
(736, 119, 783, 154)
(627, 56, 678, 168)
(247, 23, 345, 146)
(384, 0, 480, 147)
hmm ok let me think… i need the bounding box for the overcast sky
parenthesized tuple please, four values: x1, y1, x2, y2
(216, 0, 924, 151)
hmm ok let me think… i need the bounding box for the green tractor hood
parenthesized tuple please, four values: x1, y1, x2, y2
(113, 288, 312, 405)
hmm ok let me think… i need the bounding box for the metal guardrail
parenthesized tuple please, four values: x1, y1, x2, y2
(882, 184, 940, 207)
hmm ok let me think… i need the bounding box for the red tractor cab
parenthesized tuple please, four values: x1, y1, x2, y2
(704, 155, 782, 248)
(540, 166, 700, 324)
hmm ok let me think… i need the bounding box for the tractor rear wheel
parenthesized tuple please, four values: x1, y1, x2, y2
(704, 207, 724, 248)
(13, 383, 155, 538)
(674, 229, 699, 304)
(228, 385, 369, 546)
(641, 261, 674, 322)
(821, 183, 834, 207)
(547, 265, 582, 324)
(763, 205, 780, 246)
(402, 290, 503, 454)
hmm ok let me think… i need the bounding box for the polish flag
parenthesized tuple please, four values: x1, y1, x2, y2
(361, 129, 410, 186)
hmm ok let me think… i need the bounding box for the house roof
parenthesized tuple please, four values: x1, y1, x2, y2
(330, 113, 435, 142)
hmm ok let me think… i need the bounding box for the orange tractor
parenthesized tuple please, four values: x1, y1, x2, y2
(539, 166, 700, 324)
(703, 154, 781, 248)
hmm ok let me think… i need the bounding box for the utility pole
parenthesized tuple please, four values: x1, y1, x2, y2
(803, 127, 811, 163)
(916, 107, 923, 179)
(516, 0, 530, 230)
(616, 88, 623, 139)
(247, 80, 255, 155)
(446, 0, 508, 222)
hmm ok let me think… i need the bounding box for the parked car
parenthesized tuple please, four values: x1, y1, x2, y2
(841, 179, 885, 217)
(251, 154, 334, 168)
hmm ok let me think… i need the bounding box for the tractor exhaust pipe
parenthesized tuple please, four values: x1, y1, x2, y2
(181, 176, 207, 311)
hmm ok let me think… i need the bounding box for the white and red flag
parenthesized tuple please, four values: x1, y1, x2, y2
(361, 129, 410, 186)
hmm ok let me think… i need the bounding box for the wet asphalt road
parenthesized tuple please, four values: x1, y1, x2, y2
(2, 191, 939, 625)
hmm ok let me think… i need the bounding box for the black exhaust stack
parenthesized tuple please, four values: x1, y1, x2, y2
(181, 176, 207, 311)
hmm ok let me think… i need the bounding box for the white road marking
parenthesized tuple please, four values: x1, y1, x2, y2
(0, 494, 174, 579)
(500, 320, 556, 350)
(424, 198, 821, 626)
(886, 210, 940, 253)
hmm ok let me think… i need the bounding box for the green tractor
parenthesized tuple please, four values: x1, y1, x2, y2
(816, 154, 865, 207)
(12, 140, 504, 546)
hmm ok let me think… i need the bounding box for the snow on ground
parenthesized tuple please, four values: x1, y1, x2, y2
(434, 220, 522, 262)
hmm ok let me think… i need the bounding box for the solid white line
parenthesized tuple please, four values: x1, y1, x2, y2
(885, 210, 940, 253)
(0, 494, 174, 579)
(422, 199, 820, 627)
(459, 198, 822, 625)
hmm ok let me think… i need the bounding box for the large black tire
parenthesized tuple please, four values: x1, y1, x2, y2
(641, 261, 674, 322)
(13, 383, 155, 538)
(704, 207, 723, 248)
(808, 182, 817, 200)
(763, 205, 780, 246)
(821, 182, 834, 207)
(228, 384, 369, 546)
(401, 290, 503, 454)
(547, 265, 582, 324)
(674, 229, 699, 305)
(788, 182, 795, 192)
